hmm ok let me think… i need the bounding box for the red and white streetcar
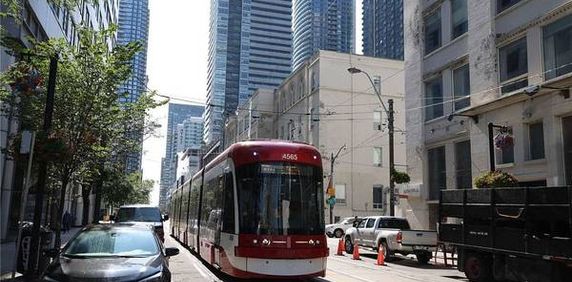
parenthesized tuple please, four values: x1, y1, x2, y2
(169, 140, 328, 279)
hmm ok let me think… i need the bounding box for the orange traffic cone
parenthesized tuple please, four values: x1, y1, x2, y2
(376, 245, 385, 266)
(352, 240, 361, 260)
(336, 239, 344, 256)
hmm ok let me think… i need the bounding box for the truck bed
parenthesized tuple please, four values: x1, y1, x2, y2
(439, 186, 572, 260)
(401, 230, 437, 248)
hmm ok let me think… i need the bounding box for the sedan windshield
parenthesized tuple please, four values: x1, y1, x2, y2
(64, 228, 159, 257)
(237, 162, 324, 235)
(116, 207, 161, 222)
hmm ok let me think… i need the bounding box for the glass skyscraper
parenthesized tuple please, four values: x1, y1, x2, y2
(204, 0, 293, 144)
(362, 0, 403, 60)
(117, 0, 150, 172)
(292, 0, 355, 71)
(159, 104, 204, 209)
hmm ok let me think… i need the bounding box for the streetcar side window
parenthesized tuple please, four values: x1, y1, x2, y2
(222, 171, 235, 234)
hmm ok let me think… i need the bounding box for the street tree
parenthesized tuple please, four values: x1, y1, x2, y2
(0, 26, 164, 248)
(100, 169, 154, 208)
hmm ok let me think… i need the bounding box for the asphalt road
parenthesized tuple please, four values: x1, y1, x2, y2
(165, 230, 467, 282)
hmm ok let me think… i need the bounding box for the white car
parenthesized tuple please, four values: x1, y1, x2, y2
(325, 217, 362, 238)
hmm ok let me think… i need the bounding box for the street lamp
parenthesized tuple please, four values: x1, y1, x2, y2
(347, 67, 396, 216)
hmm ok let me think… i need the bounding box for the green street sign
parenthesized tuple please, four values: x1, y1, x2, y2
(327, 196, 336, 206)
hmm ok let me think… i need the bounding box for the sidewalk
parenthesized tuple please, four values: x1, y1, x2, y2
(0, 227, 82, 280)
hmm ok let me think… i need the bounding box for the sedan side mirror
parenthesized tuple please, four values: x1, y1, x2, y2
(165, 247, 179, 257)
(44, 248, 59, 258)
(162, 214, 169, 221)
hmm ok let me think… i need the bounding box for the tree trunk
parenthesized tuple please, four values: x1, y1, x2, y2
(54, 174, 70, 249)
(81, 185, 91, 225)
(92, 167, 104, 223)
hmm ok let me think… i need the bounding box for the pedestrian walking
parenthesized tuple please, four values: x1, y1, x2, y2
(62, 211, 71, 233)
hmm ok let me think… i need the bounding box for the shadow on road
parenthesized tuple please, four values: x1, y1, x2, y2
(359, 253, 456, 270)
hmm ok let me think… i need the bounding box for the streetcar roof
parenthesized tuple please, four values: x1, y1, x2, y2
(205, 140, 322, 171)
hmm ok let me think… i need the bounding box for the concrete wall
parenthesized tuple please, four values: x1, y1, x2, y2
(274, 50, 406, 224)
(405, 0, 572, 230)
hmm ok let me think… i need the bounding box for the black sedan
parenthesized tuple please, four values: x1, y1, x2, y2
(42, 224, 179, 282)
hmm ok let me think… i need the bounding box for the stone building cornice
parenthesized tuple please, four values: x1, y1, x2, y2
(496, 2, 572, 45)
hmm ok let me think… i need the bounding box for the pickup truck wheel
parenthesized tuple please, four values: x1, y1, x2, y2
(415, 252, 431, 264)
(334, 229, 344, 238)
(379, 241, 394, 262)
(344, 237, 354, 254)
(464, 253, 492, 282)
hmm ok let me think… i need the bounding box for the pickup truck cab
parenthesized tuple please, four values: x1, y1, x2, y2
(344, 216, 437, 264)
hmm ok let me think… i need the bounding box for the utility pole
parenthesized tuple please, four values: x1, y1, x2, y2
(28, 55, 58, 276)
(347, 67, 396, 216)
(388, 99, 395, 216)
(328, 144, 346, 224)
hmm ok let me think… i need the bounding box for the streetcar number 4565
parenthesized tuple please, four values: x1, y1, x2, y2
(282, 153, 298, 160)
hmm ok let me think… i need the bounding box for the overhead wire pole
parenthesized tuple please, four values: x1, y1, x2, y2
(347, 67, 396, 216)
(329, 144, 346, 224)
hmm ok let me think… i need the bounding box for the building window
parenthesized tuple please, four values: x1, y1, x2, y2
(453, 64, 470, 110)
(424, 10, 442, 54)
(451, 0, 468, 39)
(428, 146, 446, 200)
(425, 76, 443, 121)
(373, 110, 382, 131)
(497, 0, 521, 14)
(544, 15, 572, 80)
(455, 140, 472, 189)
(373, 185, 383, 209)
(373, 147, 382, 167)
(499, 38, 528, 94)
(310, 107, 319, 122)
(528, 122, 545, 160)
(335, 184, 346, 204)
(373, 75, 381, 93)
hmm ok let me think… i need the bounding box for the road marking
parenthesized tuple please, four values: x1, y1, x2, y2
(167, 234, 221, 282)
(193, 261, 208, 278)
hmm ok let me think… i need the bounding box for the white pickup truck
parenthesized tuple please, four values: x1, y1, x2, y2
(344, 216, 437, 264)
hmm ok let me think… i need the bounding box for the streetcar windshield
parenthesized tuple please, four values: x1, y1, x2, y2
(237, 162, 324, 235)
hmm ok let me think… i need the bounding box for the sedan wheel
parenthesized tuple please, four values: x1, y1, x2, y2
(334, 229, 344, 238)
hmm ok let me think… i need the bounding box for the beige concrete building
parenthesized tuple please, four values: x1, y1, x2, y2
(226, 50, 407, 224)
(405, 0, 572, 229)
(224, 89, 275, 147)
